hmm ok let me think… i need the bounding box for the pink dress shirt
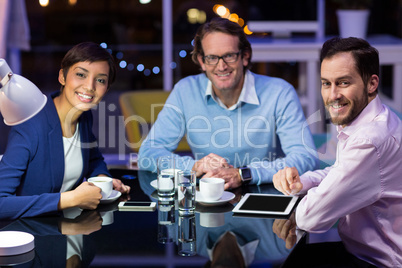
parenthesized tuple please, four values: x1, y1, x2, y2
(296, 96, 402, 267)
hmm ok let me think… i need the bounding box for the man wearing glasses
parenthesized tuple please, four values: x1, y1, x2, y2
(138, 18, 318, 188)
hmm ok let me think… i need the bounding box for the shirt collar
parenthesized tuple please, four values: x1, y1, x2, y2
(337, 95, 383, 138)
(205, 70, 259, 110)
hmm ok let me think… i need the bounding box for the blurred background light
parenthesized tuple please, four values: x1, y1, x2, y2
(39, 0, 49, 7)
(197, 10, 206, 24)
(244, 25, 253, 35)
(179, 50, 187, 58)
(213, 4, 247, 30)
(137, 64, 145, 72)
(119, 61, 127, 68)
(152, 66, 160, 74)
(144, 69, 151, 76)
(187, 8, 199, 24)
(127, 64, 134, 71)
(100, 43, 107, 49)
(216, 6, 229, 18)
(139, 0, 151, 4)
(170, 62, 177, 69)
(212, 4, 219, 14)
(228, 13, 239, 23)
(186, 8, 206, 24)
(116, 52, 124, 59)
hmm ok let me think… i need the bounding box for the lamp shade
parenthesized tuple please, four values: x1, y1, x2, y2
(0, 59, 47, 126)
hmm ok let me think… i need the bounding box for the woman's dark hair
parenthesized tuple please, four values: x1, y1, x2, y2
(191, 17, 252, 70)
(60, 42, 116, 89)
(320, 37, 379, 87)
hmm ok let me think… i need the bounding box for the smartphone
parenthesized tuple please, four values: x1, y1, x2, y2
(118, 201, 156, 212)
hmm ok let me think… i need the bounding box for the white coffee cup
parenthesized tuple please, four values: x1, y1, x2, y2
(88, 177, 113, 199)
(199, 177, 224, 201)
(161, 168, 182, 189)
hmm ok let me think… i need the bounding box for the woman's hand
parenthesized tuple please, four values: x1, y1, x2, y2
(95, 174, 131, 194)
(59, 182, 102, 210)
(60, 210, 103, 235)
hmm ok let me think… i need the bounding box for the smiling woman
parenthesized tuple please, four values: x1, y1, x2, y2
(55, 60, 111, 137)
(0, 42, 130, 220)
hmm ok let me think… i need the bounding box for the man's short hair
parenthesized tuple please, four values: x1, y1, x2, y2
(320, 37, 379, 87)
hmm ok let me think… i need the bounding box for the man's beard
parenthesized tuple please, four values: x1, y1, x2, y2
(326, 90, 368, 126)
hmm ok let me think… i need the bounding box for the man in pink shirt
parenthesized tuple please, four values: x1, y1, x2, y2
(273, 37, 402, 267)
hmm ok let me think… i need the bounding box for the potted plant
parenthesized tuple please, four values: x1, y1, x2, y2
(332, 0, 373, 39)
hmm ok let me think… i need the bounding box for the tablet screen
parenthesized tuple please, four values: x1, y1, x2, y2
(232, 193, 298, 216)
(240, 195, 292, 212)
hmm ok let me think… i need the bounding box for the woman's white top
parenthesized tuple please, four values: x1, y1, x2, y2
(60, 123, 83, 192)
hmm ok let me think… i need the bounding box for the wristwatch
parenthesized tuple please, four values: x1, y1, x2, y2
(238, 167, 252, 184)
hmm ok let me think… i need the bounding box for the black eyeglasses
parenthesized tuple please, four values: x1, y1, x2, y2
(202, 51, 241, 65)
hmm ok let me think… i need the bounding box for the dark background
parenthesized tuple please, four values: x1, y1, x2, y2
(1, 0, 401, 156)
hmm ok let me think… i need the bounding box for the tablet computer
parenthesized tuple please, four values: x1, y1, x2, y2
(232, 193, 299, 217)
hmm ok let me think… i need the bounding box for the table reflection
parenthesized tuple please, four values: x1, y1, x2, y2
(0, 209, 100, 267)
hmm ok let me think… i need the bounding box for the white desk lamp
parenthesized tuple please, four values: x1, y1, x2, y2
(0, 58, 47, 126)
(0, 59, 45, 260)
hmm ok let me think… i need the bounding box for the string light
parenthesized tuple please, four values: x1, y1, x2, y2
(119, 61, 127, 68)
(187, 8, 207, 24)
(39, 0, 49, 7)
(170, 62, 177, 69)
(179, 50, 187, 58)
(137, 64, 145, 72)
(213, 4, 253, 35)
(116, 52, 124, 60)
(152, 67, 160, 74)
(243, 25, 253, 35)
(127, 64, 134, 71)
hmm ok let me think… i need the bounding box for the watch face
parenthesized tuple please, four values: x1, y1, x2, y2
(241, 168, 252, 180)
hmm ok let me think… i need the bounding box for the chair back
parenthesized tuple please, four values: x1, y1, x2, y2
(119, 90, 190, 152)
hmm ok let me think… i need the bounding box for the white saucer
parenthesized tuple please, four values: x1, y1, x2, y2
(0, 231, 35, 256)
(150, 179, 178, 190)
(150, 179, 158, 189)
(100, 190, 121, 204)
(196, 191, 235, 206)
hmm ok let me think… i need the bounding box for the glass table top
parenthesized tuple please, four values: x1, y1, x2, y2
(0, 169, 300, 267)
